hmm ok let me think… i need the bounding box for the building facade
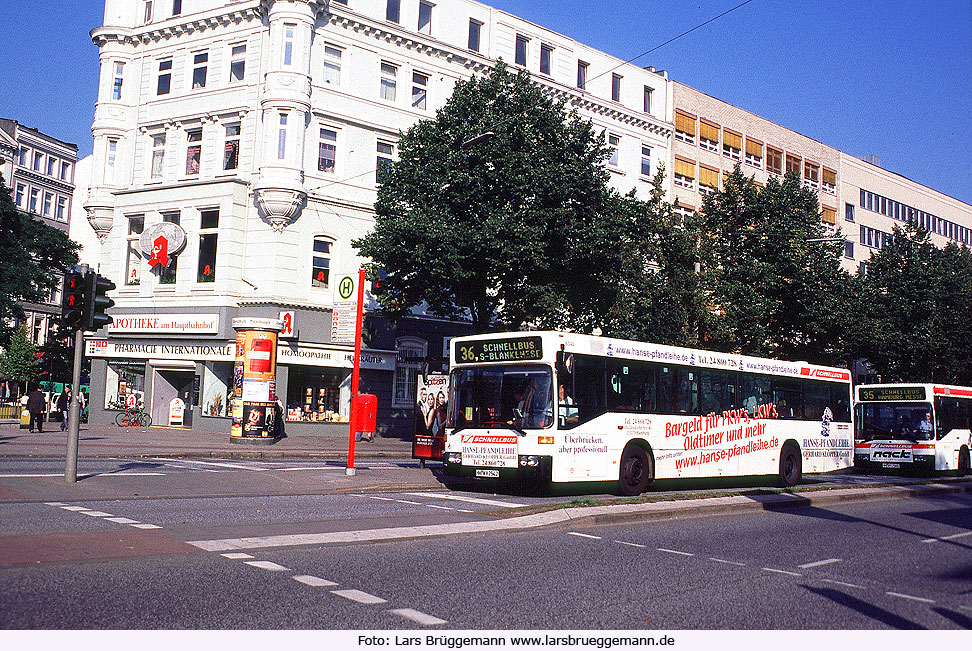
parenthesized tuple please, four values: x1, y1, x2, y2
(83, 0, 673, 436)
(0, 118, 79, 347)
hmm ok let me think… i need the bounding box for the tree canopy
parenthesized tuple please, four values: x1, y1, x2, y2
(355, 63, 629, 333)
(0, 174, 79, 346)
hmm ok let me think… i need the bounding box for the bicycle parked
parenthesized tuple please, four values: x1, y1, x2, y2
(115, 405, 152, 427)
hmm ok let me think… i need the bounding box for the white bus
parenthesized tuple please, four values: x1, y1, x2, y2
(442, 331, 853, 494)
(854, 384, 972, 475)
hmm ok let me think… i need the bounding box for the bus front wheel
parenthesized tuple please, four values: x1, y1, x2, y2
(778, 443, 802, 488)
(618, 444, 653, 496)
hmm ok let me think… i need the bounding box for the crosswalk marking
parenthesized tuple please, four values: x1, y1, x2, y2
(921, 530, 972, 543)
(332, 589, 386, 605)
(244, 561, 290, 572)
(293, 575, 339, 587)
(798, 558, 841, 569)
(390, 608, 447, 626)
(405, 492, 528, 508)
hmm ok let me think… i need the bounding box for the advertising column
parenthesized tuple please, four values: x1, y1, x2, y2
(231, 318, 283, 440)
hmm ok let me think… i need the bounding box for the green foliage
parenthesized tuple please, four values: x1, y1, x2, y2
(0, 327, 39, 390)
(698, 168, 854, 365)
(858, 223, 972, 384)
(0, 174, 80, 346)
(355, 63, 627, 333)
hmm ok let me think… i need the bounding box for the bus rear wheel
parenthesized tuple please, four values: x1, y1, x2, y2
(618, 444, 653, 496)
(778, 443, 802, 488)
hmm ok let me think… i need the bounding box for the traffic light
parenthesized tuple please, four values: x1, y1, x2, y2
(83, 272, 116, 331)
(60, 271, 86, 331)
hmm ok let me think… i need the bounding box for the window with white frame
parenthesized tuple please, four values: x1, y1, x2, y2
(223, 124, 240, 171)
(844, 240, 854, 260)
(172, 0, 181, 16)
(844, 203, 855, 222)
(277, 113, 288, 159)
(643, 86, 653, 114)
(577, 60, 588, 89)
(112, 62, 124, 100)
(192, 51, 208, 89)
(674, 158, 695, 189)
(468, 19, 482, 52)
(377, 140, 394, 182)
(159, 211, 180, 284)
(607, 133, 620, 167)
(822, 168, 836, 194)
(55, 196, 68, 222)
(722, 130, 741, 161)
(15, 183, 24, 208)
(640, 145, 651, 177)
(393, 338, 427, 407)
(386, 0, 400, 23)
(540, 43, 553, 75)
(18, 147, 27, 165)
(611, 73, 622, 102)
(515, 34, 528, 67)
(229, 44, 246, 82)
(42, 192, 53, 217)
(804, 161, 820, 189)
(197, 208, 219, 283)
(106, 139, 117, 182)
(157, 58, 173, 95)
(150, 133, 165, 179)
(323, 45, 342, 84)
(60, 160, 71, 181)
(318, 128, 337, 173)
(33, 151, 43, 171)
(46, 156, 56, 176)
(143, 0, 153, 24)
(745, 138, 763, 168)
(126, 214, 144, 286)
(699, 120, 719, 152)
(411, 72, 428, 109)
(283, 24, 296, 66)
(312, 237, 331, 288)
(185, 128, 202, 175)
(380, 62, 397, 101)
(28, 188, 39, 213)
(418, 1, 433, 35)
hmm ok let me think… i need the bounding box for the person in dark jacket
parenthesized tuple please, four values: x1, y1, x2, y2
(26, 386, 46, 433)
(56, 387, 71, 431)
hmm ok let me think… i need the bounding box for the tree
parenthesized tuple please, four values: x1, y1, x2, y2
(858, 223, 972, 383)
(601, 172, 707, 347)
(698, 168, 854, 365)
(355, 63, 628, 333)
(0, 327, 39, 394)
(0, 174, 79, 346)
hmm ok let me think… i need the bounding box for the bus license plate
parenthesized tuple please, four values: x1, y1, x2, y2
(476, 469, 500, 478)
(881, 463, 901, 469)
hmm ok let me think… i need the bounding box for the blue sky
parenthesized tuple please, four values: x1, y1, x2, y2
(2, 0, 969, 204)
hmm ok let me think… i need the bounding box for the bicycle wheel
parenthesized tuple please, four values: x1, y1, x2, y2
(140, 413, 152, 427)
(115, 412, 130, 426)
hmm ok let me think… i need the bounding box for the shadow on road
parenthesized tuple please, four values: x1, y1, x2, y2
(802, 585, 926, 630)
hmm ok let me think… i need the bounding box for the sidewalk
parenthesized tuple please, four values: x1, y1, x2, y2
(0, 421, 414, 460)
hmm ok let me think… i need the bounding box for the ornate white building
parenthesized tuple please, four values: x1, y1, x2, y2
(84, 0, 674, 433)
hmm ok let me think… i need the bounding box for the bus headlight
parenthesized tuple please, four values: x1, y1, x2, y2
(445, 452, 462, 465)
(519, 455, 540, 467)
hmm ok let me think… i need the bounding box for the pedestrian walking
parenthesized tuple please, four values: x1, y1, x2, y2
(56, 387, 72, 431)
(26, 386, 46, 433)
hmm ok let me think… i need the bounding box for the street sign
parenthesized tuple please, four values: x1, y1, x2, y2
(331, 273, 358, 344)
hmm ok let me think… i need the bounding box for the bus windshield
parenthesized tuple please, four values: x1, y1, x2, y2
(856, 402, 935, 442)
(448, 365, 554, 430)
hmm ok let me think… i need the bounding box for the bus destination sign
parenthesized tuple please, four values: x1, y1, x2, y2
(858, 386, 926, 402)
(455, 336, 543, 364)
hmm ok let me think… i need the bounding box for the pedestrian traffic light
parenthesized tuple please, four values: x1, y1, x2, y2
(83, 272, 116, 331)
(60, 271, 86, 331)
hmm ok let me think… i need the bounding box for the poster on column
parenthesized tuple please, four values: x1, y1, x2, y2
(412, 373, 449, 461)
(241, 330, 277, 402)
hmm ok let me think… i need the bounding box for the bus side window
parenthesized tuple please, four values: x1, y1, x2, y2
(572, 355, 606, 425)
(830, 385, 851, 422)
(772, 379, 802, 420)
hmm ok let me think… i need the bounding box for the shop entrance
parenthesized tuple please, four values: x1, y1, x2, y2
(152, 369, 195, 427)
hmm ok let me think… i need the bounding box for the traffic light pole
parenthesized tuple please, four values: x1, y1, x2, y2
(65, 263, 87, 483)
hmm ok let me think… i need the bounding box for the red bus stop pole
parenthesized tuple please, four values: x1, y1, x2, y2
(346, 268, 366, 476)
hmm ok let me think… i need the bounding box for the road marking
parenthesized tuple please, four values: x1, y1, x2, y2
(79, 510, 113, 517)
(887, 591, 935, 604)
(710, 558, 746, 566)
(220, 553, 254, 560)
(427, 505, 454, 511)
(658, 548, 694, 556)
(155, 458, 268, 472)
(615, 541, 647, 548)
(244, 561, 291, 572)
(293, 575, 338, 587)
(921, 530, 972, 543)
(278, 467, 344, 472)
(821, 579, 865, 590)
(106, 518, 140, 524)
(798, 558, 842, 569)
(405, 492, 528, 508)
(389, 608, 447, 626)
(568, 532, 602, 540)
(44, 502, 65, 506)
(457, 509, 475, 514)
(367, 496, 396, 501)
(1, 472, 165, 478)
(131, 524, 162, 530)
(763, 568, 803, 577)
(332, 589, 386, 605)
(60, 506, 92, 511)
(397, 500, 422, 505)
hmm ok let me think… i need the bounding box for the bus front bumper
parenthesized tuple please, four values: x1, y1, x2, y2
(854, 453, 935, 474)
(443, 453, 552, 483)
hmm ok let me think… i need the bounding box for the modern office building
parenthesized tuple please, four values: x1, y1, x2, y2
(0, 118, 79, 346)
(83, 0, 673, 435)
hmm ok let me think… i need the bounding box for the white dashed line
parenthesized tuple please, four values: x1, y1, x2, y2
(457, 509, 475, 513)
(798, 558, 842, 569)
(367, 496, 396, 501)
(79, 510, 113, 517)
(244, 561, 291, 572)
(397, 500, 422, 505)
(427, 504, 454, 511)
(220, 553, 254, 560)
(105, 517, 140, 524)
(390, 608, 447, 626)
(44, 502, 65, 506)
(710, 558, 746, 566)
(332, 589, 387, 605)
(293, 575, 339, 587)
(405, 492, 528, 508)
(2, 473, 165, 478)
(155, 458, 269, 472)
(131, 523, 162, 530)
(615, 541, 647, 548)
(887, 591, 935, 604)
(658, 548, 694, 556)
(60, 506, 91, 511)
(821, 579, 865, 590)
(921, 530, 972, 543)
(568, 532, 602, 540)
(763, 568, 803, 577)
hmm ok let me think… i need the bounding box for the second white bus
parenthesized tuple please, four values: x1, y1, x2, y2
(442, 331, 854, 494)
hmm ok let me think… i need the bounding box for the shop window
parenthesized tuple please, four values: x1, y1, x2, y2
(105, 361, 146, 410)
(286, 367, 349, 422)
(201, 362, 232, 417)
